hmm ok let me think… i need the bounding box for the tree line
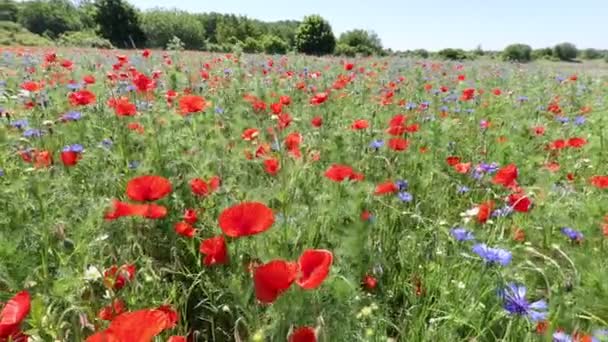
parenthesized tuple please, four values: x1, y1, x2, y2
(0, 0, 606, 62)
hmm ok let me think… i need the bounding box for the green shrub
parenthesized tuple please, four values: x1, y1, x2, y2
(295, 15, 336, 55)
(337, 29, 383, 56)
(0, 20, 51, 46)
(335, 43, 356, 57)
(502, 44, 532, 62)
(241, 36, 262, 53)
(142, 10, 206, 50)
(581, 48, 602, 60)
(57, 30, 113, 48)
(412, 49, 429, 58)
(553, 42, 578, 61)
(438, 48, 470, 60)
(261, 34, 288, 54)
(18, 0, 82, 39)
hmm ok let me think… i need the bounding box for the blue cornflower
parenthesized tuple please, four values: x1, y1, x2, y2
(128, 161, 140, 169)
(405, 102, 417, 110)
(552, 332, 572, 342)
(215, 107, 224, 114)
(466, 109, 475, 114)
(561, 227, 583, 241)
(432, 89, 440, 95)
(472, 244, 512, 266)
(100, 138, 113, 149)
(453, 107, 461, 113)
(23, 128, 42, 138)
(397, 192, 413, 203)
(574, 116, 586, 126)
(11, 119, 29, 129)
(369, 139, 384, 150)
(125, 85, 136, 92)
(555, 116, 570, 124)
(479, 162, 499, 174)
(0, 169, 4, 177)
(450, 227, 475, 241)
(500, 283, 548, 322)
(439, 105, 449, 112)
(517, 96, 529, 102)
(63, 144, 84, 153)
(492, 206, 513, 218)
(457, 185, 470, 194)
(395, 180, 408, 191)
(556, 76, 565, 82)
(224, 68, 232, 75)
(61, 111, 82, 121)
(67, 83, 81, 90)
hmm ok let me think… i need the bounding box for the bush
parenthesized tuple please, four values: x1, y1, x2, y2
(0, 20, 51, 46)
(438, 48, 469, 60)
(531, 47, 554, 60)
(94, 0, 146, 48)
(18, 0, 82, 39)
(261, 34, 288, 54)
(502, 44, 532, 62)
(335, 43, 356, 57)
(142, 10, 206, 50)
(553, 42, 578, 61)
(581, 48, 602, 60)
(295, 15, 336, 55)
(338, 29, 383, 56)
(412, 49, 429, 58)
(241, 36, 262, 53)
(57, 30, 113, 48)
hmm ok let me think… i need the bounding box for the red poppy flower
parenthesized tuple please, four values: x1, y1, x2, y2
(174, 221, 196, 238)
(446, 156, 461, 166)
(264, 158, 280, 176)
(270, 102, 283, 114)
(126, 175, 172, 202)
(460, 88, 475, 101)
(374, 181, 398, 195)
(351, 119, 369, 130)
(178, 95, 207, 115)
(311, 116, 323, 127)
(508, 193, 532, 212)
(168, 337, 186, 342)
(567, 137, 587, 148)
(218, 202, 274, 237)
(61, 151, 80, 167)
(454, 162, 471, 174)
(388, 138, 409, 151)
(83, 75, 96, 84)
(184, 209, 198, 224)
(104, 200, 167, 220)
(590, 175, 608, 189)
(0, 291, 30, 339)
(362, 274, 378, 291)
(296, 249, 332, 289)
(289, 326, 317, 342)
(277, 113, 293, 130)
(253, 260, 298, 303)
(513, 227, 526, 242)
(242, 128, 259, 141)
(133, 73, 155, 92)
(280, 95, 291, 105)
(476, 201, 494, 224)
(114, 98, 137, 116)
(532, 126, 546, 136)
(386, 125, 406, 135)
(69, 89, 96, 106)
(548, 139, 567, 150)
(344, 62, 354, 71)
(310, 92, 328, 105)
(199, 236, 228, 266)
(103, 264, 136, 291)
(142, 49, 151, 58)
(61, 59, 73, 69)
(98, 299, 127, 321)
(21, 81, 41, 92)
(492, 164, 518, 187)
(492, 88, 502, 96)
(324, 164, 364, 182)
(190, 176, 220, 197)
(87, 307, 176, 342)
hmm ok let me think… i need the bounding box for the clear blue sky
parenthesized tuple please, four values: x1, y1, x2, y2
(127, 0, 607, 51)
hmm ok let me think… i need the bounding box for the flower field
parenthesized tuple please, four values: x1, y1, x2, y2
(1, 47, 608, 341)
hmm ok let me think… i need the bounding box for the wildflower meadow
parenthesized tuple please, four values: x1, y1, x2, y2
(1, 47, 608, 342)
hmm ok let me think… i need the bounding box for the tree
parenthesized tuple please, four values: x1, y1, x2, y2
(0, 0, 19, 22)
(141, 10, 205, 50)
(18, 0, 83, 38)
(553, 42, 578, 61)
(502, 43, 532, 62)
(581, 48, 602, 60)
(94, 0, 145, 48)
(241, 36, 262, 53)
(262, 34, 288, 54)
(295, 15, 336, 55)
(437, 48, 469, 60)
(337, 29, 383, 56)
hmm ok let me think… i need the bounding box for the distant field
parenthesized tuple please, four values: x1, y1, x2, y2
(1, 47, 608, 342)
